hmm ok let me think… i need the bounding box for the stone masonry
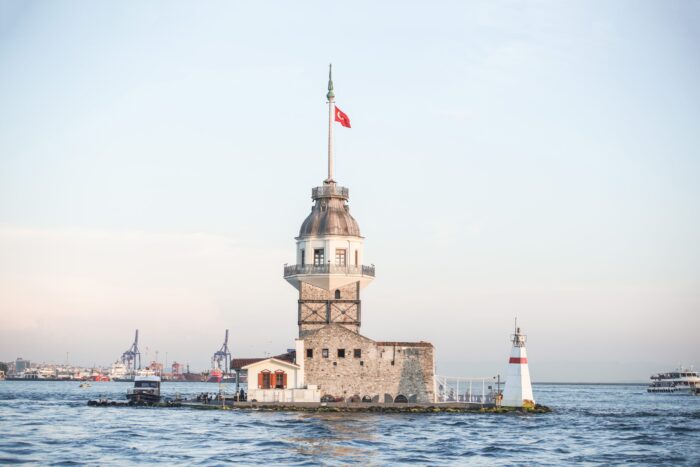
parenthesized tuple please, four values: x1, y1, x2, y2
(301, 324, 436, 403)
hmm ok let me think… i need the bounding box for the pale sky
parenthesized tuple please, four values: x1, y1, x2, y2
(1, 0, 698, 381)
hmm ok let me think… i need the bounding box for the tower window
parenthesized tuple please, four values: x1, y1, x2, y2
(355, 250, 358, 265)
(335, 249, 347, 266)
(337, 349, 345, 358)
(306, 349, 313, 358)
(322, 348, 329, 358)
(301, 249, 305, 266)
(314, 249, 325, 266)
(335, 289, 341, 299)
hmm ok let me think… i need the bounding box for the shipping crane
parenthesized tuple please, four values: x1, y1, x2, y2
(212, 329, 232, 374)
(121, 329, 141, 371)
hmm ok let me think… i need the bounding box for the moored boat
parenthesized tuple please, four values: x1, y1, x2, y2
(126, 374, 161, 403)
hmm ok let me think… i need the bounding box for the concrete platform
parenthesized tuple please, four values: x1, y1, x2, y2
(87, 399, 551, 413)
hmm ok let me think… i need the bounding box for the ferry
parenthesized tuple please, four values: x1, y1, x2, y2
(647, 368, 700, 394)
(108, 361, 134, 382)
(126, 374, 161, 403)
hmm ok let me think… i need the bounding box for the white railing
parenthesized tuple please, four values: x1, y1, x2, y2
(283, 264, 375, 278)
(435, 375, 500, 404)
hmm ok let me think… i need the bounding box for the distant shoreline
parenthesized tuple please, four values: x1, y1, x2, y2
(2, 379, 648, 385)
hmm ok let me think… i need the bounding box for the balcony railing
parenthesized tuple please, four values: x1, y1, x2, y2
(284, 263, 375, 278)
(312, 185, 349, 200)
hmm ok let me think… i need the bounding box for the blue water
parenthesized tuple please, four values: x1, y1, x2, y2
(0, 382, 698, 465)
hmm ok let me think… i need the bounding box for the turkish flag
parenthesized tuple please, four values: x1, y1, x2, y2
(335, 106, 351, 128)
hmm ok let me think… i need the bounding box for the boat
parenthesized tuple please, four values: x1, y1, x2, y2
(108, 361, 133, 381)
(126, 374, 161, 403)
(647, 367, 700, 394)
(80, 382, 91, 388)
(207, 368, 223, 383)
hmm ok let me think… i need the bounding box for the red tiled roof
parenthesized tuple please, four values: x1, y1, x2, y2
(231, 358, 265, 369)
(376, 341, 433, 348)
(231, 352, 295, 370)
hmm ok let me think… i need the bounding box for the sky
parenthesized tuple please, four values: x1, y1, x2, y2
(0, 0, 698, 382)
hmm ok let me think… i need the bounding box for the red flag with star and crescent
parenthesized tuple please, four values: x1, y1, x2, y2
(335, 106, 351, 128)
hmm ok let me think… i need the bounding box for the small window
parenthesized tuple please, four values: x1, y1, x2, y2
(335, 249, 346, 266)
(355, 250, 358, 265)
(334, 289, 341, 299)
(301, 249, 305, 266)
(391, 360, 395, 366)
(353, 349, 361, 358)
(275, 371, 285, 389)
(337, 349, 345, 358)
(322, 348, 329, 358)
(306, 349, 313, 358)
(314, 249, 325, 266)
(360, 361, 364, 366)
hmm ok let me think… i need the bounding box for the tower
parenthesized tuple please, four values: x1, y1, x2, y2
(501, 322, 535, 408)
(283, 65, 375, 338)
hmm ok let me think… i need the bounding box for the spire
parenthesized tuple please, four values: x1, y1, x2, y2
(326, 63, 335, 184)
(327, 63, 335, 100)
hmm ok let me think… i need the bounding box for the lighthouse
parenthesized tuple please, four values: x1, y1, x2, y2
(501, 322, 535, 408)
(283, 65, 375, 338)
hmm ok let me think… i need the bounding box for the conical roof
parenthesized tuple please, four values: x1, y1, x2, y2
(298, 184, 361, 238)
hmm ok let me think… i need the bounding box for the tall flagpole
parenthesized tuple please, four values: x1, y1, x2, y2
(326, 64, 335, 184)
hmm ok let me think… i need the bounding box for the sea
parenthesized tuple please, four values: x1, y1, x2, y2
(0, 381, 698, 466)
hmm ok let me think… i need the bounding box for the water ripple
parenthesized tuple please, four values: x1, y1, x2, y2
(0, 382, 699, 465)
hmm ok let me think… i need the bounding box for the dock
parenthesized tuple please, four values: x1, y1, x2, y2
(87, 399, 551, 413)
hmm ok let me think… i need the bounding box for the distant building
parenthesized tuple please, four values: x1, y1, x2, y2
(15, 358, 30, 373)
(147, 361, 163, 374)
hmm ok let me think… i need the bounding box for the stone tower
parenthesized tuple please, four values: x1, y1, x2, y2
(283, 65, 375, 338)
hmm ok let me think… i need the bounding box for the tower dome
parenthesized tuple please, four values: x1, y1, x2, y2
(298, 184, 361, 238)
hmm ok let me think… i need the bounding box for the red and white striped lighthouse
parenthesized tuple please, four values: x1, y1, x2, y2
(501, 321, 535, 408)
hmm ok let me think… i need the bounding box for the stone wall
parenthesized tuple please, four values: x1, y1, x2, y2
(299, 282, 360, 337)
(300, 281, 358, 300)
(302, 324, 435, 403)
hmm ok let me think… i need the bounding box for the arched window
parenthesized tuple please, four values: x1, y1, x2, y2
(394, 394, 408, 403)
(335, 289, 341, 299)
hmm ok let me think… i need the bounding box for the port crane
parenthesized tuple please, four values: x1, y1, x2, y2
(211, 329, 232, 374)
(121, 329, 141, 371)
